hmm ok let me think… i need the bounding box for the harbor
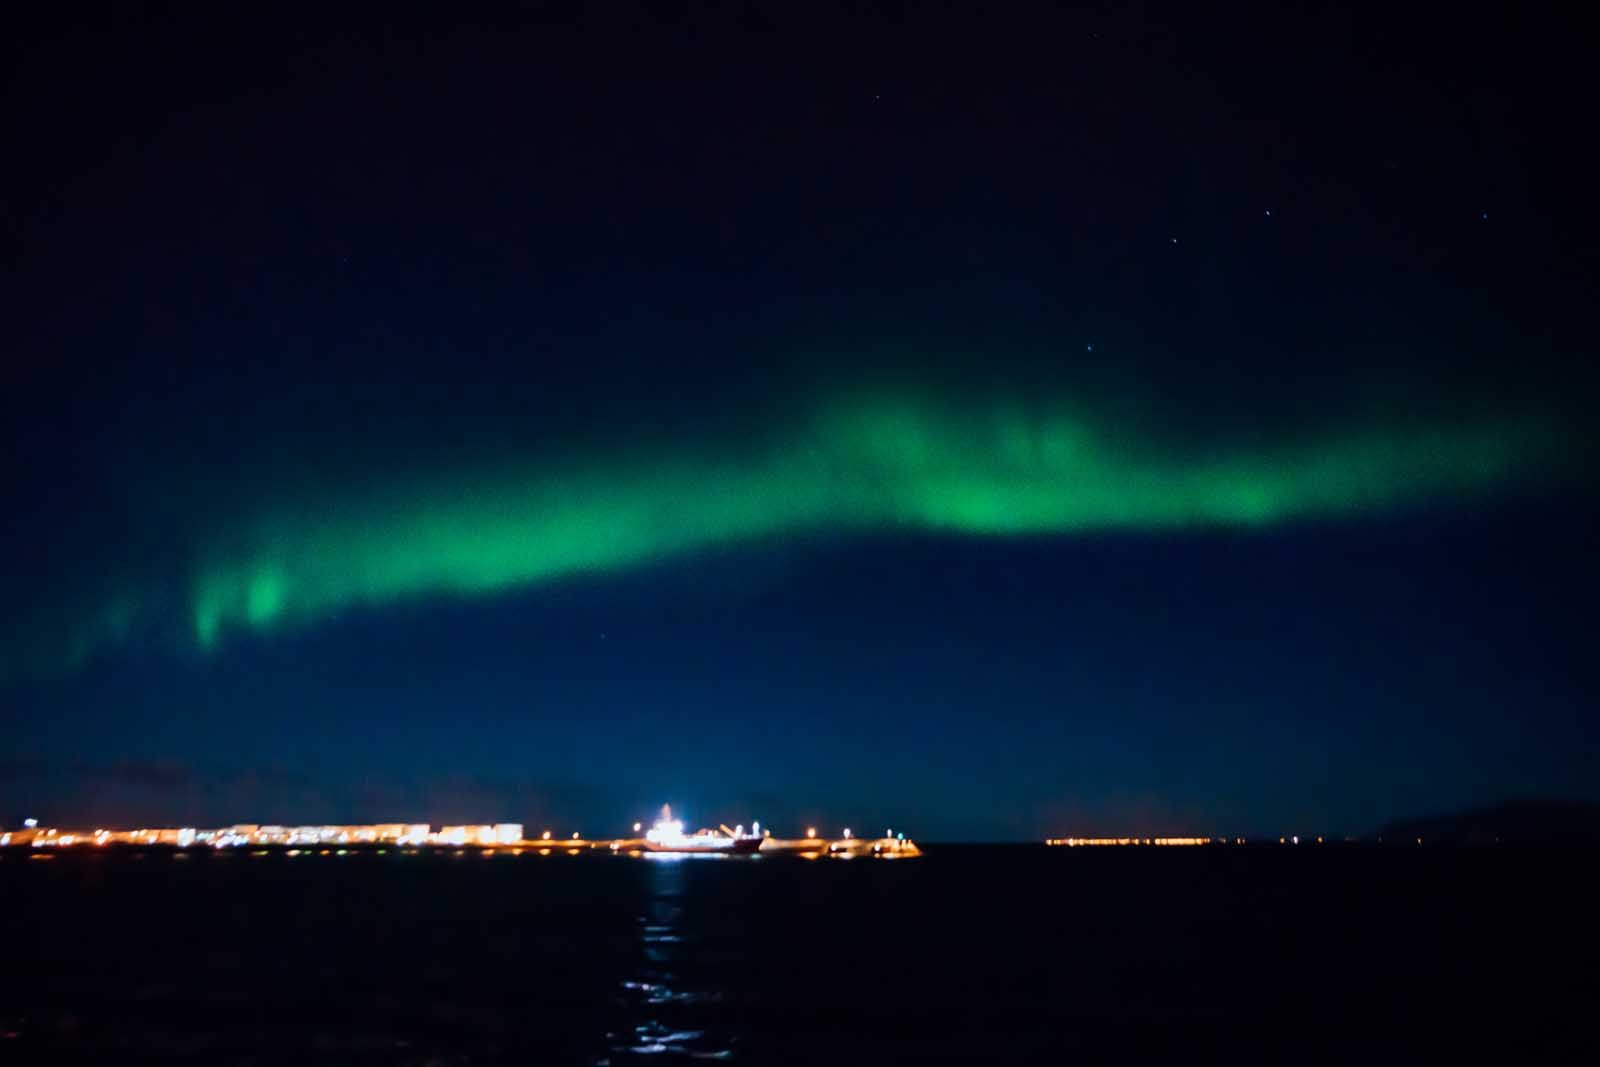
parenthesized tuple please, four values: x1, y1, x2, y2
(0, 808, 922, 860)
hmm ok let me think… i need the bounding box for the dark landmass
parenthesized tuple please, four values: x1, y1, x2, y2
(1378, 799, 1600, 844)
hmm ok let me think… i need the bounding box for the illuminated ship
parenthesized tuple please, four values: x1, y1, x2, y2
(641, 805, 763, 854)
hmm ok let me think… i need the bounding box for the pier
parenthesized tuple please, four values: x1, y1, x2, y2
(1, 821, 921, 858)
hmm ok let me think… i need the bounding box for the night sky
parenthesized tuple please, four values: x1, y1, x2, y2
(4, 3, 1595, 840)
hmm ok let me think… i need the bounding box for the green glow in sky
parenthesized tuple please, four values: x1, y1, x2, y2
(182, 395, 1550, 649)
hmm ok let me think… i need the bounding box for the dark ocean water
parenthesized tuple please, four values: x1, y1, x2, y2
(3, 845, 1596, 1064)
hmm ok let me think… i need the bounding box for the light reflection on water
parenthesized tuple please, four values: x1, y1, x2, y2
(603, 855, 737, 1063)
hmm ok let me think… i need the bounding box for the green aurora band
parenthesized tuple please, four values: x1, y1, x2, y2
(178, 395, 1555, 651)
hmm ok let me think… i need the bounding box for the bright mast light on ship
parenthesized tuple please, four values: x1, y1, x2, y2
(644, 804, 688, 847)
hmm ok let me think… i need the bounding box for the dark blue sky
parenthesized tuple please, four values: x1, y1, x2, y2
(4, 3, 1595, 839)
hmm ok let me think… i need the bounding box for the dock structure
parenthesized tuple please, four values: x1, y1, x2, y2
(3, 823, 509, 849)
(759, 834, 921, 858)
(3, 822, 921, 859)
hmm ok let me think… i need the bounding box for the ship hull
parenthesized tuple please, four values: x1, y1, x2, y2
(644, 836, 763, 855)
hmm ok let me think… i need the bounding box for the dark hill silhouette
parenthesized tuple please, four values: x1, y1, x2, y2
(1378, 799, 1600, 843)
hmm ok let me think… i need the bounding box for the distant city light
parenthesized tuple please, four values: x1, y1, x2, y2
(843, 828, 852, 839)
(633, 822, 642, 833)
(806, 827, 817, 838)
(24, 818, 37, 828)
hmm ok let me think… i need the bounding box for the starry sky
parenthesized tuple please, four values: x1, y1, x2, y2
(4, 3, 1595, 839)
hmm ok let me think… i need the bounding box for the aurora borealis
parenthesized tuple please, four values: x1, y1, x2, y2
(5, 3, 1596, 838)
(8, 383, 1563, 677)
(184, 395, 1549, 652)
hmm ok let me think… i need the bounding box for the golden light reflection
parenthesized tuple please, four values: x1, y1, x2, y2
(1045, 837, 1215, 846)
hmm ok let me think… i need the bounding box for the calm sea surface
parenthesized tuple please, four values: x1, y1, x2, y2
(3, 845, 1595, 1063)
